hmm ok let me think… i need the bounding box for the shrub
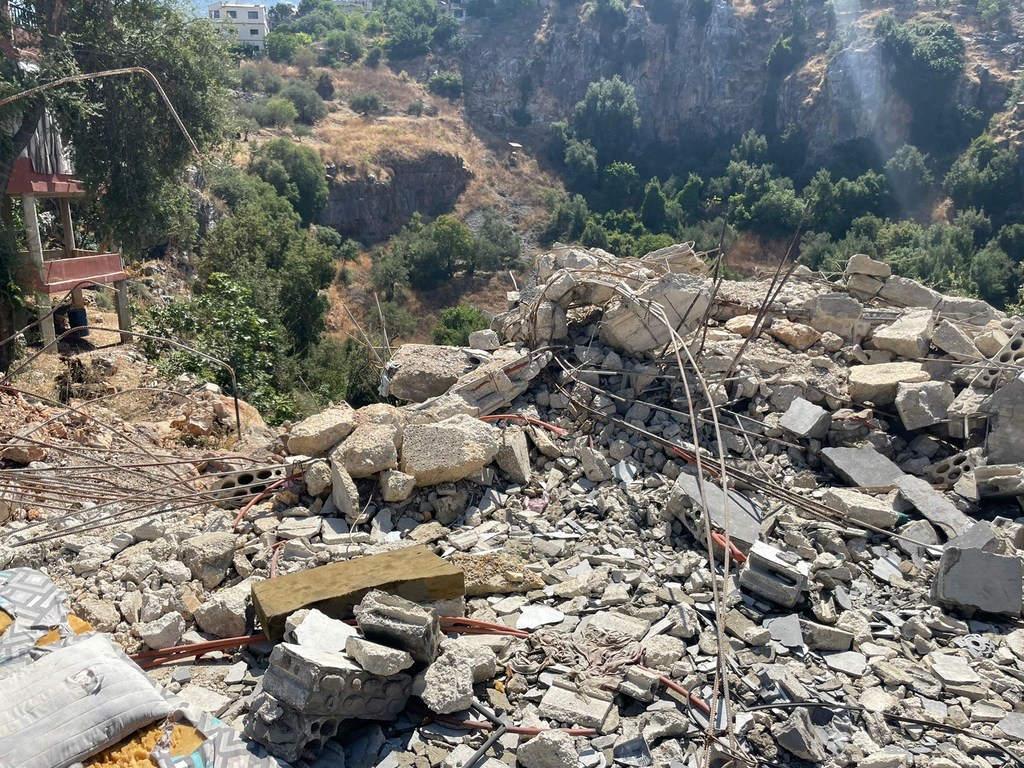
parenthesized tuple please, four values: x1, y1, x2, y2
(239, 65, 260, 92)
(349, 91, 385, 115)
(249, 137, 329, 226)
(260, 97, 299, 126)
(365, 45, 384, 68)
(406, 98, 424, 116)
(432, 303, 490, 346)
(315, 72, 335, 100)
(427, 72, 464, 99)
(280, 82, 328, 124)
(571, 76, 640, 164)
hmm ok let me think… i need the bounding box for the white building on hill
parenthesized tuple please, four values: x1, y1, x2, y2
(207, 2, 270, 51)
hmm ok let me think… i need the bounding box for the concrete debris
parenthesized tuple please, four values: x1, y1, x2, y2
(5, 247, 1024, 768)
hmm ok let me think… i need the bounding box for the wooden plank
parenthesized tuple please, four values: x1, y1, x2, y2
(252, 545, 465, 641)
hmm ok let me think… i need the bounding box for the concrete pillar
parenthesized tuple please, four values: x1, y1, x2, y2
(20, 193, 55, 351)
(115, 279, 131, 344)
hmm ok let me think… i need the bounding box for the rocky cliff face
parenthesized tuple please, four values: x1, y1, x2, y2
(320, 149, 472, 242)
(462, 0, 1009, 162)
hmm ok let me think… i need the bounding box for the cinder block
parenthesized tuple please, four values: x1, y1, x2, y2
(252, 545, 464, 641)
(245, 689, 346, 763)
(262, 642, 411, 718)
(738, 542, 809, 608)
(354, 590, 441, 665)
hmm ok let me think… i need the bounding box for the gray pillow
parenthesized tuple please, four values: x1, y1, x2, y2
(0, 633, 172, 768)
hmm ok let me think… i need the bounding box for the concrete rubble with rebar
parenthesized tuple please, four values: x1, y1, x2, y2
(2, 242, 1024, 768)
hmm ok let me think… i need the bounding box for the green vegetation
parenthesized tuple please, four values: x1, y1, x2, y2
(432, 304, 490, 346)
(427, 72, 464, 99)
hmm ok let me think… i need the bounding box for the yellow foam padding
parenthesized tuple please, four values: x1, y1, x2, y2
(0, 610, 11, 636)
(84, 723, 206, 767)
(34, 613, 94, 646)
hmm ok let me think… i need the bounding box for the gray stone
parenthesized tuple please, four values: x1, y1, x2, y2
(579, 446, 612, 482)
(895, 381, 955, 431)
(879, 275, 941, 308)
(468, 329, 500, 350)
(516, 730, 580, 768)
(931, 319, 981, 362)
(932, 539, 1023, 617)
(846, 253, 892, 278)
(895, 475, 971, 538)
(77, 597, 121, 632)
(997, 712, 1024, 741)
(400, 415, 500, 487)
(287, 404, 356, 456)
(136, 612, 185, 649)
(778, 397, 831, 439)
(807, 293, 869, 342)
(824, 651, 868, 677)
(383, 345, 476, 402)
(871, 308, 934, 359)
(775, 707, 826, 762)
(179, 532, 236, 590)
(987, 373, 1024, 464)
(800, 620, 853, 651)
(600, 273, 712, 355)
(346, 636, 414, 676)
(517, 604, 565, 630)
(928, 653, 979, 686)
(287, 608, 357, 651)
(821, 446, 905, 488)
(495, 426, 531, 484)
(354, 590, 441, 665)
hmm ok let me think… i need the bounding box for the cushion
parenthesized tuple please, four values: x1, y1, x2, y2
(0, 634, 172, 768)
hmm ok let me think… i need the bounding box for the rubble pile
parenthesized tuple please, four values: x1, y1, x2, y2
(2, 245, 1024, 768)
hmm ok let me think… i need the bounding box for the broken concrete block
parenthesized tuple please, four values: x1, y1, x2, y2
(335, 423, 399, 478)
(987, 373, 1024, 465)
(806, 293, 869, 342)
(516, 730, 580, 768)
(775, 707, 826, 762)
(821, 446, 905, 488)
(822, 488, 900, 529)
(800, 619, 853, 651)
(262, 642, 412, 717)
(738, 542, 809, 608)
(848, 362, 929, 406)
(947, 386, 991, 439)
(976, 327, 1010, 358)
(895, 381, 954, 431)
(195, 578, 255, 638)
(444, 637, 498, 683)
(286, 404, 356, 456)
(539, 682, 615, 730)
(724, 314, 757, 336)
(931, 534, 1023, 617)
(287, 608, 357, 651)
(383, 345, 476, 402)
(468, 329, 500, 350)
(136, 612, 185, 649)
(778, 397, 831, 439)
(618, 666, 662, 702)
(768, 320, 821, 351)
(252, 546, 464, 641)
(879, 275, 941, 308)
(665, 471, 762, 551)
(329, 459, 360, 522)
(579, 445, 613, 482)
(355, 589, 442, 665)
(245, 689, 345, 762)
(400, 415, 500, 487)
(895, 475, 971, 538)
(600, 272, 712, 355)
(346, 636, 414, 677)
(304, 460, 332, 497)
(379, 469, 416, 502)
(974, 465, 1024, 499)
(845, 253, 891, 278)
(179, 532, 236, 590)
(931, 319, 980, 362)
(582, 611, 651, 641)
(495, 426, 531, 484)
(416, 647, 474, 713)
(873, 308, 934, 359)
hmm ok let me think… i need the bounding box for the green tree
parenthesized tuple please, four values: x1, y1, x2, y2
(315, 72, 336, 101)
(427, 72, 463, 99)
(997, 223, 1024, 263)
(475, 211, 521, 270)
(564, 139, 599, 188)
(970, 241, 1017, 307)
(675, 173, 703, 223)
(884, 144, 934, 213)
(280, 82, 328, 124)
(640, 178, 669, 233)
(249, 138, 329, 226)
(260, 97, 299, 126)
(428, 215, 477, 280)
(432, 303, 490, 345)
(570, 76, 640, 165)
(265, 31, 313, 62)
(369, 249, 410, 301)
(1, 0, 229, 258)
(944, 136, 1021, 221)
